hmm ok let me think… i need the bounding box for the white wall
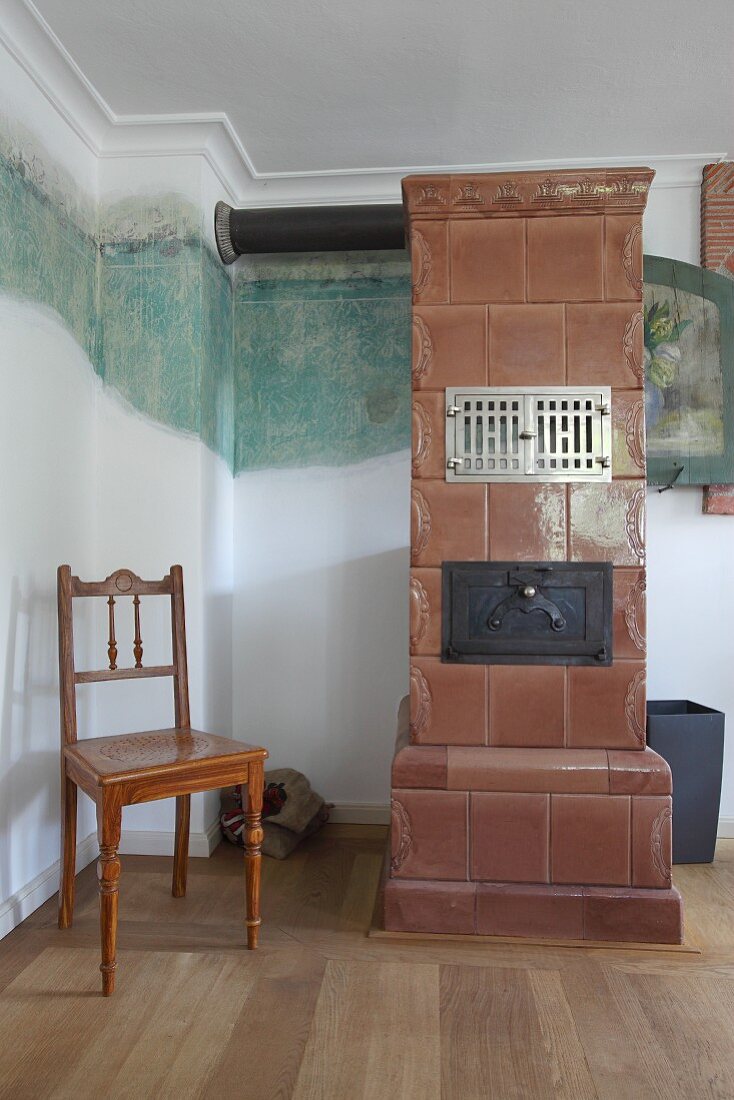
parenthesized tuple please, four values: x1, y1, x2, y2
(233, 452, 410, 812)
(0, 297, 98, 932)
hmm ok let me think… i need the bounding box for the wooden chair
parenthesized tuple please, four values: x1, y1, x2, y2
(57, 564, 267, 996)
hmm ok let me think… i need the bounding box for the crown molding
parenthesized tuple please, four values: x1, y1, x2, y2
(2, 0, 727, 208)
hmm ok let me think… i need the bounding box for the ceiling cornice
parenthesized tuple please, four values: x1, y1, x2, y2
(2, 0, 727, 207)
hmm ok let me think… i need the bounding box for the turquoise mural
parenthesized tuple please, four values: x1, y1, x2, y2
(234, 252, 411, 471)
(0, 120, 413, 475)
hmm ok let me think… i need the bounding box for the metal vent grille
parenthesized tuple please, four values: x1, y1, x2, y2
(446, 387, 612, 483)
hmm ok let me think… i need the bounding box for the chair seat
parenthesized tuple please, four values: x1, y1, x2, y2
(65, 727, 265, 786)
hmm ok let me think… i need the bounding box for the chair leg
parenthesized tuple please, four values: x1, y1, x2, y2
(58, 768, 77, 929)
(172, 794, 190, 898)
(244, 760, 264, 949)
(96, 794, 122, 996)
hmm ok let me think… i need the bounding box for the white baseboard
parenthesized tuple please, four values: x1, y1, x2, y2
(118, 817, 221, 857)
(717, 818, 734, 839)
(0, 831, 98, 941)
(329, 802, 390, 825)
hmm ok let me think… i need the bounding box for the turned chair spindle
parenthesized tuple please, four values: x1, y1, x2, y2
(57, 564, 267, 996)
(133, 594, 143, 668)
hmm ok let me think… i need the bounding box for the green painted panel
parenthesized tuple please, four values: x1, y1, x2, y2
(644, 255, 734, 486)
(234, 253, 412, 472)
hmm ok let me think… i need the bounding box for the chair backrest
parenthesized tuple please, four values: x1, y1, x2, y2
(57, 565, 190, 746)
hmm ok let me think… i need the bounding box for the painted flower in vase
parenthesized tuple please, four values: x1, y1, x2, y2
(643, 298, 691, 431)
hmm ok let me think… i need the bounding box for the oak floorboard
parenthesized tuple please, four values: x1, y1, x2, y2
(292, 959, 441, 1100)
(0, 831, 733, 1098)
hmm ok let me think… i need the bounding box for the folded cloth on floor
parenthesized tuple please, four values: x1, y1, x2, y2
(220, 767, 330, 858)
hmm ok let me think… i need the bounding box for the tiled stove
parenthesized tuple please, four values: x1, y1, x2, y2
(385, 168, 684, 943)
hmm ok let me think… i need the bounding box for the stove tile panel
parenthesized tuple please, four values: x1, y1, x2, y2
(410, 220, 449, 305)
(611, 390, 646, 476)
(392, 744, 447, 789)
(488, 304, 565, 385)
(384, 879, 476, 935)
(476, 883, 584, 939)
(409, 568, 441, 656)
(412, 393, 445, 480)
(411, 482, 488, 567)
(583, 886, 683, 943)
(612, 568, 646, 659)
(446, 747, 610, 794)
(566, 304, 643, 388)
(567, 662, 646, 750)
(471, 792, 550, 882)
(488, 665, 566, 747)
(569, 480, 645, 567)
(527, 216, 604, 302)
(551, 794, 631, 885)
(608, 748, 671, 795)
(391, 789, 468, 880)
(488, 482, 567, 561)
(410, 658, 487, 745)
(632, 796, 673, 888)
(604, 215, 644, 301)
(412, 305, 487, 390)
(450, 218, 526, 304)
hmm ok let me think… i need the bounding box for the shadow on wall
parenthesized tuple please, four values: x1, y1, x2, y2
(0, 578, 96, 907)
(234, 547, 409, 804)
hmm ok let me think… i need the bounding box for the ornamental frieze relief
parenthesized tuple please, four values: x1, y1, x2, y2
(623, 573, 646, 652)
(625, 668, 646, 745)
(411, 229, 433, 297)
(625, 486, 646, 565)
(623, 311, 644, 383)
(409, 575, 430, 651)
(624, 399, 646, 472)
(390, 798, 413, 874)
(622, 223, 644, 292)
(412, 400, 433, 475)
(409, 664, 432, 742)
(411, 487, 432, 562)
(412, 314, 434, 383)
(650, 803, 673, 885)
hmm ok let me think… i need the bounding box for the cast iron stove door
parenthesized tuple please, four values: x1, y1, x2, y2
(442, 561, 613, 665)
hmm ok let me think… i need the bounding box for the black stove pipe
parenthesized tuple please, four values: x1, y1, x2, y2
(214, 200, 406, 263)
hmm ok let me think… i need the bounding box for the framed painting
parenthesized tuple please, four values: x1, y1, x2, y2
(644, 255, 734, 486)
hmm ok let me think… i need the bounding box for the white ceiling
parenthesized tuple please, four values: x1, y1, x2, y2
(32, 0, 733, 177)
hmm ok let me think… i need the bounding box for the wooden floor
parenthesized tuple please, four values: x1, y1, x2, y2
(1, 827, 733, 1099)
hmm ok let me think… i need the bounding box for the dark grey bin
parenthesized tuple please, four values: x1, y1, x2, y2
(647, 701, 725, 864)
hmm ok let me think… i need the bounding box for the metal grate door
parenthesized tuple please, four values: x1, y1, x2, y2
(446, 387, 612, 483)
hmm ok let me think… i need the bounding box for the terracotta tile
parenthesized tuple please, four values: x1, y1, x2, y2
(391, 789, 468, 880)
(409, 568, 441, 656)
(489, 665, 566, 747)
(583, 886, 683, 944)
(410, 220, 449, 304)
(568, 662, 646, 750)
(566, 304, 643, 388)
(392, 744, 447, 789)
(447, 746, 609, 793)
(412, 306, 487, 390)
(605, 215, 643, 301)
(608, 748, 671, 795)
(488, 483, 567, 561)
(471, 792, 550, 882)
(569, 480, 645, 567)
(476, 883, 583, 939)
(410, 659, 487, 745)
(411, 482, 487, 567)
(450, 218, 526, 303)
(612, 390, 646, 477)
(632, 796, 672, 888)
(527, 216, 603, 302)
(612, 568, 646, 659)
(551, 794, 631, 885)
(384, 878, 476, 934)
(412, 393, 446, 480)
(488, 304, 565, 385)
